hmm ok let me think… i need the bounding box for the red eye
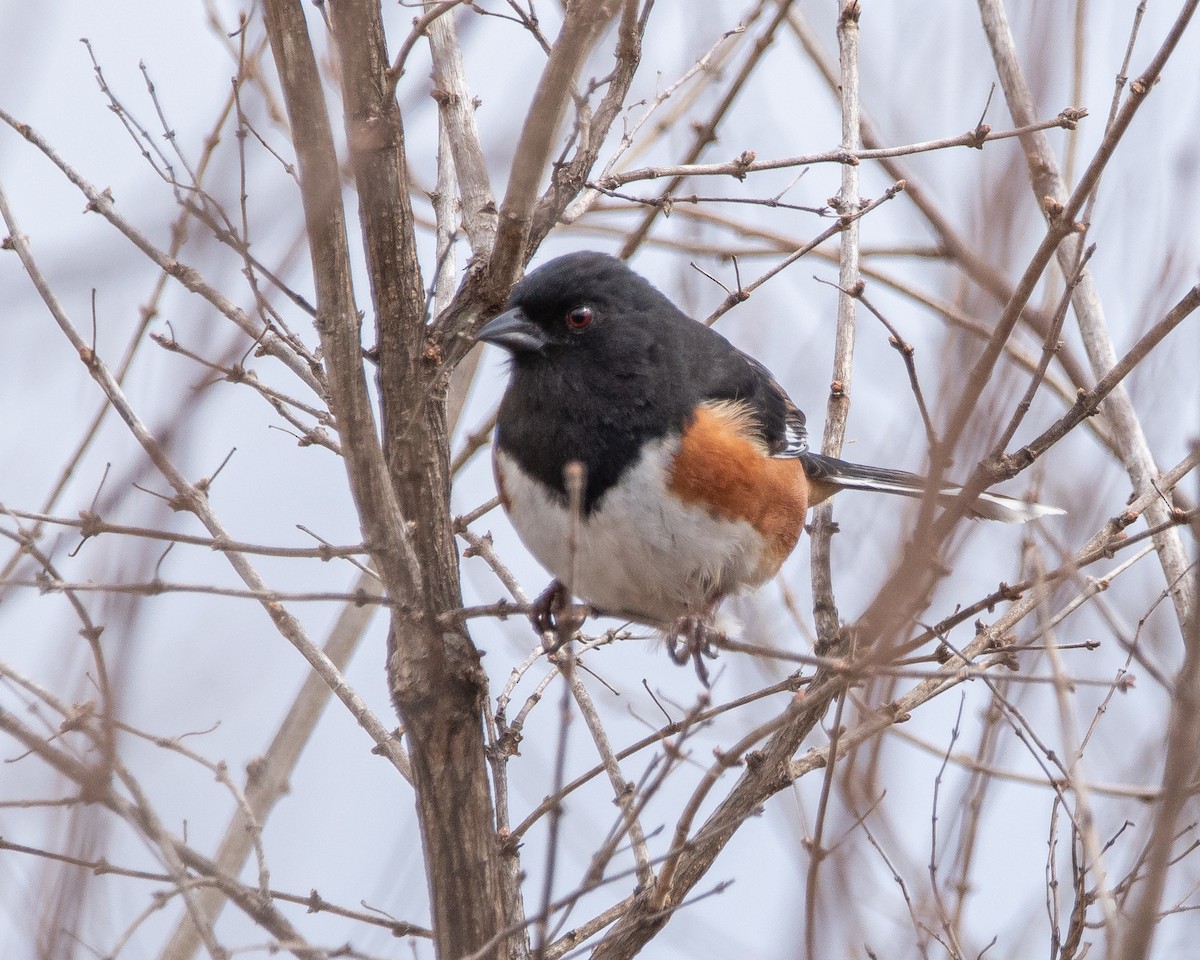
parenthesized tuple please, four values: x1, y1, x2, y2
(566, 306, 593, 331)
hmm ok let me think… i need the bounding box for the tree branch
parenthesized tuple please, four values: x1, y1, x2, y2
(975, 0, 1198, 638)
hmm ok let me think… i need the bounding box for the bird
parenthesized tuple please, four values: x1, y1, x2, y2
(477, 251, 1062, 670)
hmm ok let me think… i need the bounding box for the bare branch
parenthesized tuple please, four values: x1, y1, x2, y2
(0, 108, 325, 396)
(976, 0, 1198, 636)
(0, 183, 409, 779)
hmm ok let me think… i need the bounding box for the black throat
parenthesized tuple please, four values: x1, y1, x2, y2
(496, 344, 691, 514)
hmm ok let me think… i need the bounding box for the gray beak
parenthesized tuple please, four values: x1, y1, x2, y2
(477, 307, 550, 353)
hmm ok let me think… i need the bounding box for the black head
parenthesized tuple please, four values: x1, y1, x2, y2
(477, 251, 686, 362)
(479, 252, 709, 510)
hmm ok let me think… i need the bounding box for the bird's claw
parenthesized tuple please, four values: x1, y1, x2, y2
(531, 580, 587, 652)
(665, 614, 722, 687)
(530, 579, 568, 636)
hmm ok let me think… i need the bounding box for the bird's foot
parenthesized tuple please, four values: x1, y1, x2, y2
(530, 579, 568, 635)
(665, 613, 723, 687)
(530, 579, 587, 652)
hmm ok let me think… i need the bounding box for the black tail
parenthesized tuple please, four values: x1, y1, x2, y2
(798, 452, 1063, 523)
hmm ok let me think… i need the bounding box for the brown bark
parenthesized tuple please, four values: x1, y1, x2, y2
(263, 1, 507, 956)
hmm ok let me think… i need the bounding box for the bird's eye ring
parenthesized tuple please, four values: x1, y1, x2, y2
(566, 306, 593, 331)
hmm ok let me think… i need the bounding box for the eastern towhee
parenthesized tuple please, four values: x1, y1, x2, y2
(478, 252, 1061, 666)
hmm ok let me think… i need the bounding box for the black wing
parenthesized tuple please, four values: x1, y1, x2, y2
(685, 334, 809, 459)
(740, 354, 809, 457)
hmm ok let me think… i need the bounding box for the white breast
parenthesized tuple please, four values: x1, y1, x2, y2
(495, 441, 768, 624)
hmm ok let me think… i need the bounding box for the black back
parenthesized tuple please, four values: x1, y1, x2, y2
(493, 252, 803, 512)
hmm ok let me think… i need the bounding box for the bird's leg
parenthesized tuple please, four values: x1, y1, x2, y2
(665, 600, 724, 687)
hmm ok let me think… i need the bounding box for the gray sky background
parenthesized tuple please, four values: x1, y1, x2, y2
(2, 2, 1199, 958)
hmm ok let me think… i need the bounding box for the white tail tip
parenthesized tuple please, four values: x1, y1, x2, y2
(970, 493, 1066, 523)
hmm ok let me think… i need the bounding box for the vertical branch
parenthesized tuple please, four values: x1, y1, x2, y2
(263, 2, 511, 958)
(432, 98, 488, 442)
(325, 0, 515, 957)
(809, 0, 861, 650)
(1031, 545, 1118, 949)
(425, 1, 497, 257)
(1117, 552, 1200, 960)
(259, 0, 414, 585)
(1063, 0, 1088, 191)
(432, 118, 460, 315)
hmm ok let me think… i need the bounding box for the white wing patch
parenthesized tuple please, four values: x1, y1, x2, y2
(778, 412, 809, 458)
